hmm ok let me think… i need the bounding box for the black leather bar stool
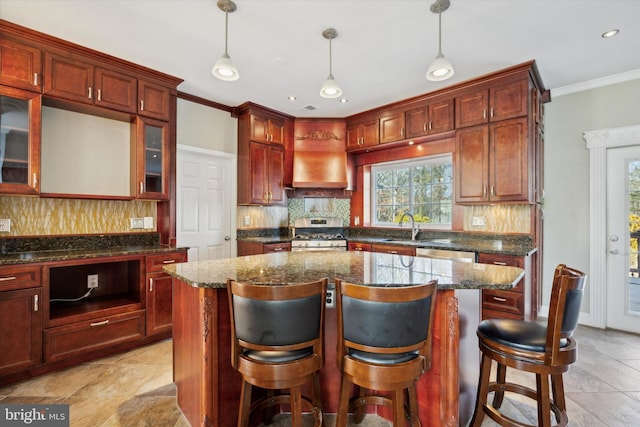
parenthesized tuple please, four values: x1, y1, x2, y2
(335, 280, 438, 427)
(470, 264, 586, 427)
(227, 278, 327, 427)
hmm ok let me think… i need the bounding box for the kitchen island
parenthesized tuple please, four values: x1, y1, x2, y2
(164, 251, 524, 427)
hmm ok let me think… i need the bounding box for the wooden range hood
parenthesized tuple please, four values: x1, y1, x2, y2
(291, 120, 348, 189)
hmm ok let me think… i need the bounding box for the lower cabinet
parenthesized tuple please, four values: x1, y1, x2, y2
(371, 243, 416, 256)
(478, 252, 531, 320)
(348, 242, 371, 252)
(0, 264, 42, 376)
(146, 252, 188, 337)
(0, 249, 186, 385)
(238, 241, 290, 256)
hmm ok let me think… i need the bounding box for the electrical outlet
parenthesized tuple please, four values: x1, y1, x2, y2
(87, 274, 99, 289)
(130, 218, 144, 229)
(0, 219, 10, 232)
(143, 216, 154, 229)
(243, 216, 251, 226)
(325, 289, 335, 308)
(472, 216, 485, 226)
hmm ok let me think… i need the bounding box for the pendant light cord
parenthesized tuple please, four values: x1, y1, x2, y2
(224, 11, 229, 55)
(328, 38, 333, 76)
(438, 11, 443, 55)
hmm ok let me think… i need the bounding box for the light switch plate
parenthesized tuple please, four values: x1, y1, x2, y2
(0, 219, 10, 232)
(143, 217, 154, 229)
(472, 216, 485, 226)
(130, 218, 144, 229)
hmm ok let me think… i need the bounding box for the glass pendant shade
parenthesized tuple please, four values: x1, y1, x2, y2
(212, 52, 239, 81)
(320, 74, 342, 98)
(426, 53, 454, 81)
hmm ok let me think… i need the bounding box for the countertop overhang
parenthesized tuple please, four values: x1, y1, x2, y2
(163, 251, 524, 291)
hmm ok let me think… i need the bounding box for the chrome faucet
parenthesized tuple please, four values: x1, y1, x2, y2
(399, 212, 420, 241)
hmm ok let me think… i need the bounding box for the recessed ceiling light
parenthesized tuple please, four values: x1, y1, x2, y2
(601, 29, 619, 38)
(339, 98, 348, 103)
(288, 96, 296, 101)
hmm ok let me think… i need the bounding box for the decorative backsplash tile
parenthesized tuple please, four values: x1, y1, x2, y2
(0, 196, 156, 236)
(288, 198, 351, 226)
(463, 204, 530, 233)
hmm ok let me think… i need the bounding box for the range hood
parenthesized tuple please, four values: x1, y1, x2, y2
(291, 120, 348, 189)
(292, 150, 348, 188)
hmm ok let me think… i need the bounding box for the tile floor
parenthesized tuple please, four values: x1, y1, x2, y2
(0, 325, 639, 426)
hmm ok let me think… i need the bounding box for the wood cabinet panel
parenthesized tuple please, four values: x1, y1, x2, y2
(250, 113, 284, 145)
(133, 116, 170, 200)
(145, 251, 187, 337)
(95, 67, 137, 113)
(371, 243, 416, 256)
(138, 80, 170, 121)
(44, 309, 145, 362)
(406, 99, 454, 138)
(346, 118, 379, 150)
(478, 253, 530, 320)
(455, 125, 489, 203)
(379, 111, 405, 144)
(44, 52, 94, 104)
(0, 38, 42, 91)
(455, 90, 488, 128)
(263, 242, 291, 253)
(0, 286, 42, 376)
(490, 79, 529, 122)
(348, 242, 371, 252)
(243, 141, 285, 205)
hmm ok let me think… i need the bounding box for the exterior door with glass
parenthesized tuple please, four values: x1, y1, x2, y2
(607, 145, 640, 333)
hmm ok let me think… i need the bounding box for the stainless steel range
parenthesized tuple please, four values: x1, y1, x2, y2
(291, 217, 347, 251)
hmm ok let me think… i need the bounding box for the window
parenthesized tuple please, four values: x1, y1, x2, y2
(371, 154, 452, 228)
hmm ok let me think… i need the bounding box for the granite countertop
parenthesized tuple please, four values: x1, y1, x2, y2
(348, 236, 536, 256)
(0, 233, 186, 266)
(163, 251, 524, 291)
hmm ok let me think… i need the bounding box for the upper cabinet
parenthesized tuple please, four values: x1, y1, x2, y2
(0, 85, 41, 195)
(0, 38, 42, 92)
(235, 103, 291, 206)
(346, 117, 379, 150)
(138, 80, 170, 121)
(379, 110, 405, 144)
(455, 79, 529, 128)
(132, 116, 170, 200)
(250, 113, 285, 145)
(405, 98, 454, 138)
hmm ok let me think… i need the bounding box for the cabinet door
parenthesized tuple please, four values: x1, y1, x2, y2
(379, 111, 405, 143)
(146, 273, 173, 336)
(249, 141, 269, 204)
(134, 117, 170, 199)
(0, 86, 41, 195)
(0, 287, 42, 376)
(489, 117, 530, 202)
(94, 67, 137, 113)
(268, 116, 285, 145)
(263, 242, 290, 253)
(455, 89, 488, 128)
(428, 99, 454, 134)
(455, 125, 489, 203)
(490, 79, 528, 122)
(405, 105, 429, 138)
(250, 114, 270, 143)
(478, 253, 526, 320)
(44, 52, 94, 105)
(0, 38, 42, 91)
(138, 80, 170, 121)
(268, 145, 286, 205)
(346, 124, 362, 150)
(361, 119, 380, 147)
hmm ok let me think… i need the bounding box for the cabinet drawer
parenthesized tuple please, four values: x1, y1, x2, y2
(371, 244, 416, 256)
(146, 252, 187, 273)
(263, 242, 291, 253)
(482, 290, 523, 316)
(482, 307, 523, 321)
(44, 309, 145, 362)
(348, 242, 371, 252)
(0, 265, 41, 291)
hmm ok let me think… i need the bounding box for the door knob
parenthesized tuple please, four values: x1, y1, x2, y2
(224, 235, 231, 241)
(609, 249, 619, 254)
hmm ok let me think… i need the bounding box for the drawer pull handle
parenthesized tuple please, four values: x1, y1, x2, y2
(34, 294, 38, 312)
(34, 73, 38, 86)
(0, 276, 17, 282)
(149, 278, 154, 292)
(274, 248, 283, 251)
(390, 250, 398, 254)
(90, 320, 110, 327)
(493, 262, 508, 266)
(140, 99, 144, 111)
(492, 296, 507, 302)
(162, 260, 176, 264)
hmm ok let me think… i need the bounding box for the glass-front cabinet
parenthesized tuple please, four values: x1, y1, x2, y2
(133, 116, 168, 200)
(0, 86, 41, 195)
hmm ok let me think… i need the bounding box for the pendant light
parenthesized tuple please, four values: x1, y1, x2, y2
(426, 0, 454, 82)
(320, 28, 343, 99)
(212, 0, 239, 81)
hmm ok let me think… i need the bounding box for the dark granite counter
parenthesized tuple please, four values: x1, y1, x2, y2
(0, 233, 186, 265)
(163, 251, 524, 291)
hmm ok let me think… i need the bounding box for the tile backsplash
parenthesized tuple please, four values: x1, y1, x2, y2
(0, 196, 156, 236)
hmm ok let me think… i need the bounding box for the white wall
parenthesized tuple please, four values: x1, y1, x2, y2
(176, 99, 237, 153)
(543, 78, 640, 321)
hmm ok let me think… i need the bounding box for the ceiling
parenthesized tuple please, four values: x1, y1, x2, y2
(1, 0, 639, 118)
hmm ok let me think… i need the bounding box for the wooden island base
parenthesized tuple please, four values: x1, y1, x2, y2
(172, 281, 481, 427)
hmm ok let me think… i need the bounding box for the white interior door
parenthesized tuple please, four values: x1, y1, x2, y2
(177, 146, 236, 261)
(606, 145, 640, 333)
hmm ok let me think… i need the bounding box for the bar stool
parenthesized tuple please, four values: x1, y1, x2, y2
(335, 280, 438, 426)
(470, 264, 586, 427)
(227, 278, 327, 427)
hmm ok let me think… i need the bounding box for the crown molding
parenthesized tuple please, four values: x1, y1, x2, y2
(551, 69, 640, 98)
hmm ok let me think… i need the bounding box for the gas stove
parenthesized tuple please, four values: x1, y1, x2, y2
(291, 217, 347, 251)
